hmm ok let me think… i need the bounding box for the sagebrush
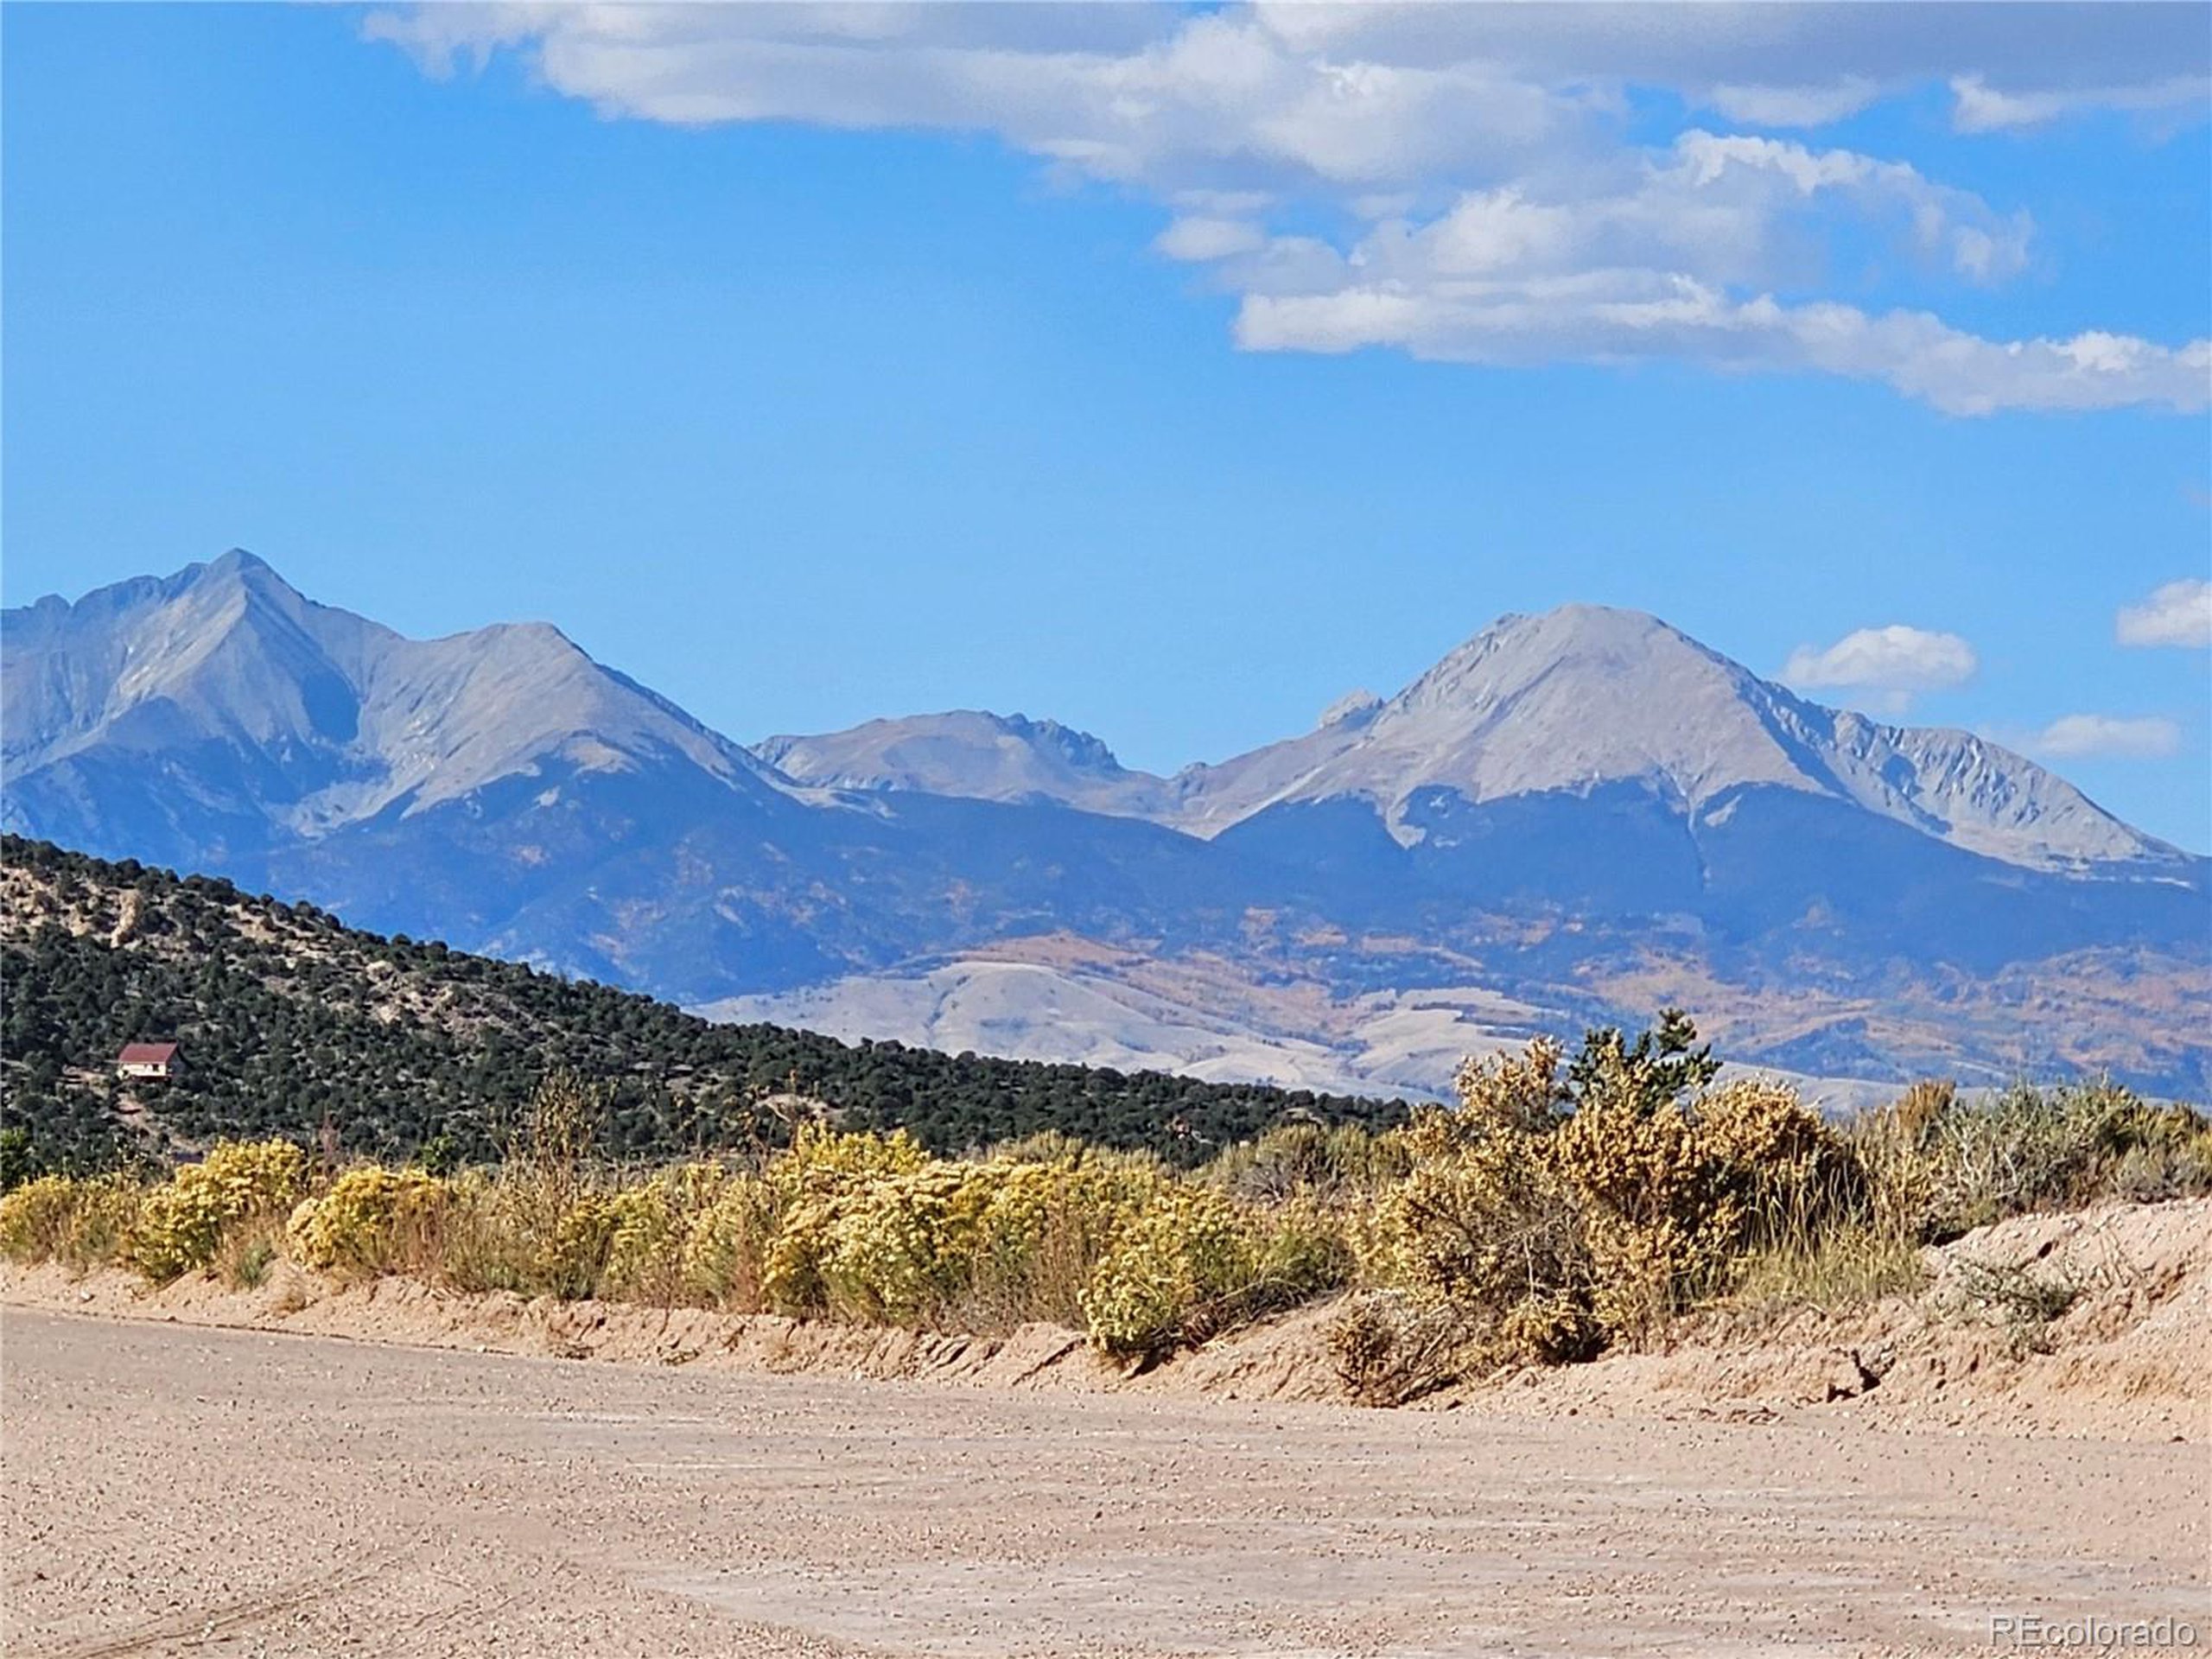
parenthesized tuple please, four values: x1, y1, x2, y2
(5, 1026, 2204, 1389)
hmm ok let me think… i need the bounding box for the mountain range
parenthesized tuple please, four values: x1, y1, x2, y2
(5, 550, 2205, 1100)
(763, 605, 2175, 874)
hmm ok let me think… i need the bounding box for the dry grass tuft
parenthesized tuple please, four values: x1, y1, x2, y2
(1944, 1255, 2086, 1356)
(1327, 1290, 1471, 1406)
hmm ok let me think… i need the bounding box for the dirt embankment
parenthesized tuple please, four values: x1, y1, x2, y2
(6, 1198, 2206, 1442)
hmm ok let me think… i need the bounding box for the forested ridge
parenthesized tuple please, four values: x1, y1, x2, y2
(0, 837, 1407, 1178)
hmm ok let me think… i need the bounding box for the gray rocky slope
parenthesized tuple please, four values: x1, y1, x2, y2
(5, 552, 2204, 1096)
(762, 603, 2184, 875)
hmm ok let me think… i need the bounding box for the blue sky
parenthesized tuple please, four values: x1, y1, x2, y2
(5, 3, 2209, 849)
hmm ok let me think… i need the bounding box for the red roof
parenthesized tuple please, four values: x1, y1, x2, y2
(118, 1043, 179, 1064)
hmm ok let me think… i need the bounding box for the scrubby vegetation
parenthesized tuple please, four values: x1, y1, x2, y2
(1, 1073, 1350, 1361)
(6, 1020, 2205, 1392)
(1328, 1024, 2212, 1402)
(0, 836, 1407, 1177)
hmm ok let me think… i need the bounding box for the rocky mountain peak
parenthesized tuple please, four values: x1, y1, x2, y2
(1, 551, 783, 859)
(998, 714, 1125, 775)
(1400, 604, 1749, 717)
(1317, 690, 1384, 730)
(1167, 602, 2183, 873)
(755, 709, 1173, 817)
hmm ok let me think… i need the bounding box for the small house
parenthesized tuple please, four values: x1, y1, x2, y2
(116, 1042, 183, 1082)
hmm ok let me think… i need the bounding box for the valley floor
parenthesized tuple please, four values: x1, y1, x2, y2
(3, 1302, 2206, 1658)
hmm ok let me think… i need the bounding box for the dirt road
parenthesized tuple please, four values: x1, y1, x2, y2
(2, 1309, 2203, 1657)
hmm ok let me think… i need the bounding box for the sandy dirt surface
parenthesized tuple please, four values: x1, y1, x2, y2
(3, 1308, 2206, 1659)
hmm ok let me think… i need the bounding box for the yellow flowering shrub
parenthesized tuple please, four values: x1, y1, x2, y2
(753, 1129, 934, 1313)
(1080, 1185, 1256, 1359)
(821, 1165, 981, 1322)
(950, 1153, 1180, 1329)
(1452, 1038, 1571, 1135)
(1549, 1088, 1719, 1332)
(287, 1166, 451, 1276)
(679, 1171, 781, 1306)
(2, 1174, 87, 1263)
(1554, 1077, 1853, 1331)
(759, 1198, 834, 1314)
(1249, 1198, 1357, 1303)
(763, 1164, 961, 1319)
(203, 1138, 311, 1200)
(130, 1140, 308, 1282)
(747, 1142, 1297, 1344)
(961, 1159, 1066, 1273)
(770, 1125, 929, 1201)
(1695, 1077, 1860, 1239)
(963, 1157, 1125, 1319)
(0, 1173, 144, 1271)
(128, 1180, 234, 1281)
(529, 1192, 622, 1300)
(594, 1161, 734, 1303)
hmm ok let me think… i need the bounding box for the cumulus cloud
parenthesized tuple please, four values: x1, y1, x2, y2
(1200, 130, 2197, 415)
(2023, 715, 2183, 760)
(370, 4, 1597, 194)
(1782, 625, 1978, 713)
(365, 3, 2212, 414)
(2116, 579, 2212, 649)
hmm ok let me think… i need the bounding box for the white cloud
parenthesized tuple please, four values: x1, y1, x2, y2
(2116, 579, 2212, 649)
(1783, 626, 1978, 713)
(1212, 124, 2196, 410)
(369, 6, 1596, 194)
(1236, 281, 2209, 416)
(365, 3, 2211, 414)
(1154, 216, 1268, 263)
(1950, 73, 2212, 134)
(2024, 715, 2183, 760)
(1248, 3, 2210, 133)
(1705, 79, 1885, 129)
(1214, 130, 2203, 415)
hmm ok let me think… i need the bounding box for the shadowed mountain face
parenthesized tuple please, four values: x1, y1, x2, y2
(5, 553, 2205, 1097)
